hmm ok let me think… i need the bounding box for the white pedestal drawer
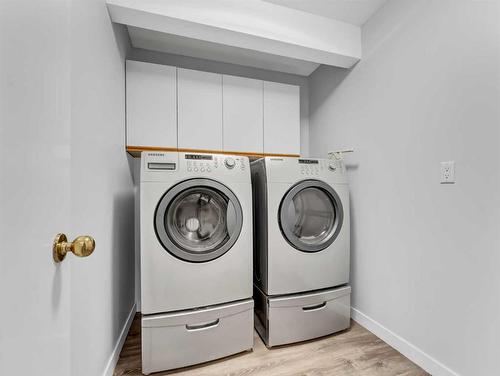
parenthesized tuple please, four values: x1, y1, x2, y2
(141, 299, 254, 374)
(255, 285, 351, 347)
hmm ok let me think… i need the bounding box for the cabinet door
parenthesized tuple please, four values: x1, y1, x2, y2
(126, 60, 177, 148)
(223, 75, 263, 154)
(178, 68, 223, 150)
(263, 81, 300, 155)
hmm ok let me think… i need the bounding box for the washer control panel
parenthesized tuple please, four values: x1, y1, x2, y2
(184, 153, 246, 174)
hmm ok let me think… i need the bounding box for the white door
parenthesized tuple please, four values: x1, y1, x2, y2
(178, 68, 223, 150)
(126, 60, 177, 148)
(0, 1, 72, 374)
(223, 75, 263, 154)
(263, 81, 300, 155)
(1, 2, 135, 376)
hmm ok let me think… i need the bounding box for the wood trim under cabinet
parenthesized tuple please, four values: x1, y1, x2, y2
(126, 145, 300, 159)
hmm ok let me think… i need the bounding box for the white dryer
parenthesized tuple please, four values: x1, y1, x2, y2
(251, 157, 351, 347)
(252, 157, 350, 296)
(140, 151, 253, 374)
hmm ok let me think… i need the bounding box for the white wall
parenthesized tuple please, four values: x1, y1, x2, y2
(70, 1, 135, 375)
(127, 48, 310, 310)
(309, 1, 500, 375)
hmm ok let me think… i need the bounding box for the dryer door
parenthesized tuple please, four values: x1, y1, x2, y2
(279, 180, 343, 253)
(155, 179, 243, 262)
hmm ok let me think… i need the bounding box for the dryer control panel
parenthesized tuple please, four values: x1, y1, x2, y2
(298, 158, 321, 176)
(263, 157, 348, 184)
(298, 158, 345, 175)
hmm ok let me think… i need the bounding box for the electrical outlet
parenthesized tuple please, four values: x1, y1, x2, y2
(440, 161, 455, 184)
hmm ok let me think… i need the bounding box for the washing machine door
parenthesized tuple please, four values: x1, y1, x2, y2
(155, 179, 243, 263)
(279, 180, 343, 253)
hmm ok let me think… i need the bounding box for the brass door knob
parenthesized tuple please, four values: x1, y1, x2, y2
(53, 233, 95, 263)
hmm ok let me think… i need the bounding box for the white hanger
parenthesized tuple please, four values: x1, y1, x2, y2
(328, 149, 354, 161)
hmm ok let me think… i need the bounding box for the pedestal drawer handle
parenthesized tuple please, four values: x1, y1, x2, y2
(185, 319, 220, 331)
(302, 302, 327, 312)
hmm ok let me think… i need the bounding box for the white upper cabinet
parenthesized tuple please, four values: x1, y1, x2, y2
(125, 62, 300, 156)
(263, 82, 300, 155)
(126, 60, 177, 148)
(178, 68, 223, 150)
(223, 75, 263, 154)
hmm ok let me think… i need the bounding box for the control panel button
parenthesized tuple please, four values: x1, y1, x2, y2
(224, 157, 236, 169)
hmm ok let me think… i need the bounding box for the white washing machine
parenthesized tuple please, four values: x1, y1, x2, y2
(140, 151, 253, 374)
(251, 156, 351, 347)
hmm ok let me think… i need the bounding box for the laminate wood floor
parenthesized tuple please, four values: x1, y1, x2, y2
(114, 314, 429, 376)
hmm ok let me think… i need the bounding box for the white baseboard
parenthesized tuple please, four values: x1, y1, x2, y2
(103, 303, 137, 376)
(351, 308, 460, 376)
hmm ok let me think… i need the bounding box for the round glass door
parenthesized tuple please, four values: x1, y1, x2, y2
(155, 179, 243, 262)
(279, 180, 343, 253)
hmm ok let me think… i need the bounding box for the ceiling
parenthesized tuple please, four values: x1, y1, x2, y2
(262, 0, 388, 26)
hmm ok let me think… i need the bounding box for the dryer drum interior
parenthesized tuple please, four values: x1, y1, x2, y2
(279, 180, 343, 253)
(155, 179, 243, 263)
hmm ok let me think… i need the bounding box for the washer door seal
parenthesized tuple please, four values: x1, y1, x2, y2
(155, 178, 243, 263)
(279, 180, 343, 253)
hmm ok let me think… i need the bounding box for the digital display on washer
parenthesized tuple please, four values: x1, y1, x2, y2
(148, 162, 176, 170)
(185, 154, 213, 160)
(298, 159, 319, 164)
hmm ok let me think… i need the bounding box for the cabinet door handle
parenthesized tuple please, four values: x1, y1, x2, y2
(302, 302, 327, 312)
(185, 319, 220, 331)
